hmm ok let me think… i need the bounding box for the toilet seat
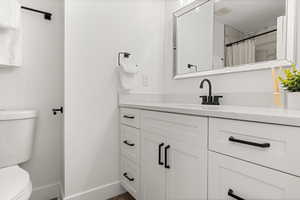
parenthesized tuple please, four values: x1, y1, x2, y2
(0, 166, 32, 200)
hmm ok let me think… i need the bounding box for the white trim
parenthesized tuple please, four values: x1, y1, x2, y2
(286, 0, 297, 62)
(174, 60, 292, 79)
(59, 182, 65, 200)
(63, 181, 124, 200)
(173, 0, 210, 17)
(30, 182, 61, 200)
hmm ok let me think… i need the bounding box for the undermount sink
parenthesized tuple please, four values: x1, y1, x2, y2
(172, 104, 221, 110)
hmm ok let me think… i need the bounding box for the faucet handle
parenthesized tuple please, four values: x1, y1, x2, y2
(199, 96, 208, 105)
(213, 96, 223, 105)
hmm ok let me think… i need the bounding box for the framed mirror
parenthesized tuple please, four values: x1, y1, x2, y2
(173, 0, 296, 79)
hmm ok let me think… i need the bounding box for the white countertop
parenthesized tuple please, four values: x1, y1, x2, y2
(119, 102, 300, 127)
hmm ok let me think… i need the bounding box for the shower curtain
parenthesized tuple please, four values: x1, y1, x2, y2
(226, 39, 255, 67)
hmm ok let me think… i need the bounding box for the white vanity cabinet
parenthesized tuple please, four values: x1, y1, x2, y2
(119, 105, 300, 200)
(140, 110, 208, 200)
(120, 108, 208, 200)
(120, 108, 141, 199)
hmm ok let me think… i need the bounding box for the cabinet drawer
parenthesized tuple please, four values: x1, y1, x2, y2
(120, 108, 140, 128)
(121, 125, 139, 164)
(209, 118, 300, 176)
(141, 110, 208, 150)
(209, 152, 300, 200)
(120, 157, 139, 199)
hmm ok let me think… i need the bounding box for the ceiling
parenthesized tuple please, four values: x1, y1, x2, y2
(214, 0, 286, 34)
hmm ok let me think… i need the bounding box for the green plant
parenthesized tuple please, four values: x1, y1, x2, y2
(279, 64, 300, 92)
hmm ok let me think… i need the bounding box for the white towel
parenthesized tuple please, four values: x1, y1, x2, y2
(120, 72, 138, 91)
(118, 54, 139, 90)
(0, 0, 20, 29)
(0, 1, 22, 67)
(119, 55, 139, 74)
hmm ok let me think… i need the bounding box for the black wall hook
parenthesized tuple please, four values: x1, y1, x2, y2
(52, 107, 63, 115)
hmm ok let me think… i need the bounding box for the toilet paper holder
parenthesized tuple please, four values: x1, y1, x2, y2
(118, 52, 131, 66)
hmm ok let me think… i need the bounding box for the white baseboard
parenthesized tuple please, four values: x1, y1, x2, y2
(59, 182, 65, 199)
(63, 181, 124, 200)
(30, 182, 61, 200)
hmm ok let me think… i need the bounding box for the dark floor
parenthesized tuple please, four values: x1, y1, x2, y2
(108, 192, 135, 200)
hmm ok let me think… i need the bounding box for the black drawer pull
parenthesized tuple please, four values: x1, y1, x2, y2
(158, 143, 164, 165)
(123, 140, 135, 147)
(123, 172, 135, 182)
(228, 189, 245, 200)
(165, 145, 171, 169)
(229, 136, 270, 148)
(123, 115, 135, 119)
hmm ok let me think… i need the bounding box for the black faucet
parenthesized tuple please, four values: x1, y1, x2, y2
(199, 79, 223, 105)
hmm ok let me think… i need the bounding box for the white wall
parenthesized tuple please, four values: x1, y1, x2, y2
(162, 0, 299, 98)
(64, 0, 165, 199)
(0, 0, 64, 199)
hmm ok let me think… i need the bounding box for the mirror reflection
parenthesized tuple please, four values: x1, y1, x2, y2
(175, 1, 214, 74)
(214, 0, 286, 68)
(173, 0, 288, 78)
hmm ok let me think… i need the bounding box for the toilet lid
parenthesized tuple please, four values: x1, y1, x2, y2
(0, 166, 32, 200)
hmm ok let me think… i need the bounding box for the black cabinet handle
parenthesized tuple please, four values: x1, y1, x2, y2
(123, 115, 135, 119)
(123, 172, 135, 182)
(229, 136, 270, 148)
(158, 143, 164, 165)
(228, 189, 245, 200)
(123, 140, 135, 147)
(164, 145, 171, 169)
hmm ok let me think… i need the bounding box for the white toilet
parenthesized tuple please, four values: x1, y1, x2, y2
(0, 110, 37, 200)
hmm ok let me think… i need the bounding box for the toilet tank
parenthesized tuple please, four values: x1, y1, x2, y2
(0, 110, 37, 168)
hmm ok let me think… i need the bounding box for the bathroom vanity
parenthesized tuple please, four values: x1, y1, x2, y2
(119, 103, 300, 200)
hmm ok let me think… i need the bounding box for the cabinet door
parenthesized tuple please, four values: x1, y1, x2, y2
(140, 131, 166, 200)
(166, 139, 207, 200)
(209, 152, 300, 200)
